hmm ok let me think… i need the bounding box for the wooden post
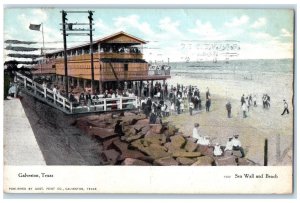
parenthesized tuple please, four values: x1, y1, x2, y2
(77, 78, 80, 88)
(162, 79, 166, 99)
(63, 98, 66, 109)
(119, 97, 123, 110)
(264, 139, 268, 166)
(70, 102, 73, 113)
(83, 80, 87, 89)
(24, 77, 27, 88)
(104, 99, 107, 111)
(44, 86, 47, 98)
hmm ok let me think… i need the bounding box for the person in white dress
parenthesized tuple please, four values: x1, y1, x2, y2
(213, 143, 223, 156)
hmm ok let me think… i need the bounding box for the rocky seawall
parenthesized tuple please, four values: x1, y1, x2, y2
(73, 112, 257, 166)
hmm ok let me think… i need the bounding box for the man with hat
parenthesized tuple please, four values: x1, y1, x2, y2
(281, 99, 289, 115)
(232, 135, 245, 158)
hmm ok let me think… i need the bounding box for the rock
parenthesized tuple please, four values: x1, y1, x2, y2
(136, 118, 149, 126)
(166, 125, 177, 136)
(214, 156, 237, 166)
(143, 144, 170, 159)
(223, 150, 233, 157)
(102, 137, 120, 150)
(164, 142, 186, 153)
(150, 124, 163, 134)
(123, 133, 144, 142)
(124, 112, 137, 117)
(184, 140, 198, 152)
(133, 124, 145, 132)
(192, 156, 214, 166)
(196, 145, 214, 156)
(232, 150, 243, 158)
(87, 127, 117, 141)
(237, 158, 255, 166)
(119, 149, 150, 161)
(106, 139, 128, 154)
(130, 139, 148, 154)
(172, 151, 202, 158)
(99, 149, 120, 165)
(154, 156, 179, 166)
(122, 158, 152, 166)
(140, 125, 151, 135)
(176, 157, 197, 165)
(186, 137, 198, 143)
(170, 134, 186, 148)
(144, 131, 167, 145)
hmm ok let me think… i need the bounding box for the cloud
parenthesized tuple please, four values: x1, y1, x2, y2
(225, 15, 249, 28)
(189, 20, 223, 40)
(280, 28, 293, 38)
(32, 9, 48, 22)
(250, 17, 267, 29)
(158, 17, 181, 36)
(113, 15, 154, 36)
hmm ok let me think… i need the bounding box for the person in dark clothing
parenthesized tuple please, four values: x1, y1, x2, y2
(79, 92, 85, 106)
(149, 112, 157, 124)
(226, 101, 232, 118)
(176, 98, 181, 114)
(281, 99, 289, 115)
(206, 97, 211, 112)
(114, 120, 124, 136)
(206, 87, 210, 100)
(241, 94, 245, 107)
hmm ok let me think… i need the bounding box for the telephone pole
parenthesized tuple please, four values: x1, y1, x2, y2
(62, 10, 68, 97)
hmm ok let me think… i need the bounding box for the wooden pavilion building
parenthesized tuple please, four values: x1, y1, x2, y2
(32, 31, 171, 96)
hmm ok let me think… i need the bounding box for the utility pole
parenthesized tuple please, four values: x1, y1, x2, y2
(62, 10, 69, 98)
(88, 11, 95, 92)
(60, 10, 95, 96)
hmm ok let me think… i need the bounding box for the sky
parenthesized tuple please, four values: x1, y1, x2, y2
(3, 8, 294, 63)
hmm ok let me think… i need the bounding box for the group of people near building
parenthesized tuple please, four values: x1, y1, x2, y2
(192, 123, 245, 158)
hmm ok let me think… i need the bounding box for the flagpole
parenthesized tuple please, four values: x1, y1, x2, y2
(41, 23, 45, 54)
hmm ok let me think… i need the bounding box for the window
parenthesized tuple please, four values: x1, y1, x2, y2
(124, 64, 128, 71)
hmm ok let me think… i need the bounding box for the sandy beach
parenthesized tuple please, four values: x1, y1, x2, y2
(164, 70, 294, 166)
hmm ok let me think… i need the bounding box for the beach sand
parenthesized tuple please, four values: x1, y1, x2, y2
(164, 72, 294, 166)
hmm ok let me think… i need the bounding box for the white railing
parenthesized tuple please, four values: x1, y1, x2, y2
(15, 72, 138, 114)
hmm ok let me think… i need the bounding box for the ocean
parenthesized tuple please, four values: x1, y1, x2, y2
(168, 58, 293, 81)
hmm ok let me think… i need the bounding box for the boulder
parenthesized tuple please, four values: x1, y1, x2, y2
(109, 139, 129, 153)
(150, 124, 163, 134)
(130, 139, 148, 154)
(143, 144, 170, 159)
(184, 140, 198, 152)
(192, 156, 214, 166)
(237, 158, 256, 166)
(144, 131, 167, 145)
(123, 133, 144, 142)
(122, 158, 152, 166)
(186, 137, 198, 143)
(172, 151, 202, 158)
(176, 157, 197, 165)
(140, 125, 151, 135)
(136, 118, 149, 126)
(223, 150, 233, 157)
(87, 127, 117, 141)
(232, 150, 243, 158)
(102, 137, 120, 150)
(154, 156, 179, 166)
(119, 149, 150, 161)
(214, 156, 237, 166)
(133, 124, 145, 132)
(164, 142, 186, 153)
(196, 145, 214, 156)
(165, 125, 177, 137)
(99, 149, 120, 165)
(170, 134, 186, 148)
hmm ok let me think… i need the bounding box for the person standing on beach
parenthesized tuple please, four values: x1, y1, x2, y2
(242, 102, 247, 118)
(281, 99, 289, 115)
(192, 123, 201, 140)
(253, 94, 257, 107)
(241, 94, 245, 107)
(206, 87, 210, 100)
(226, 101, 232, 118)
(176, 98, 181, 114)
(189, 101, 194, 116)
(206, 96, 211, 112)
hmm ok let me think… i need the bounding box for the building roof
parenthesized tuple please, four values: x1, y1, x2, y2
(46, 31, 146, 56)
